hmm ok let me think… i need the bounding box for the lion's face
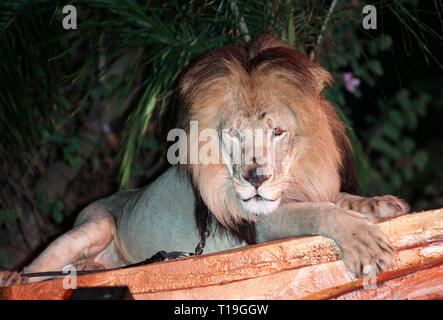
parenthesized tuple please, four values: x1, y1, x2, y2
(179, 34, 348, 229)
(218, 79, 298, 217)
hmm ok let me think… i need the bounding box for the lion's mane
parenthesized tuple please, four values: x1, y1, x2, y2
(177, 34, 358, 243)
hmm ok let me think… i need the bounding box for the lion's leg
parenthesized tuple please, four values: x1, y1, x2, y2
(335, 192, 410, 223)
(0, 203, 122, 287)
(256, 202, 394, 277)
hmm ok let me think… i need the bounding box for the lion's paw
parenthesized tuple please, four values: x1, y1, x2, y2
(338, 195, 410, 223)
(337, 215, 394, 278)
(0, 271, 25, 287)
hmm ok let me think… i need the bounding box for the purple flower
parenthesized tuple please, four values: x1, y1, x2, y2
(343, 72, 361, 94)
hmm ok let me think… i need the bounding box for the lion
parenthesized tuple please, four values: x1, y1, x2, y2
(0, 34, 409, 287)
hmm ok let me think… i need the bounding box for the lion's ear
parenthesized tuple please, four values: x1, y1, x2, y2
(311, 65, 334, 93)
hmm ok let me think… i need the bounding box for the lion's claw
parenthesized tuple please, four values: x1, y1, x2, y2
(336, 213, 394, 278)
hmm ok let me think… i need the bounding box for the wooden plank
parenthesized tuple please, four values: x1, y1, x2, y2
(0, 209, 442, 300)
(334, 265, 443, 300)
(130, 243, 443, 299)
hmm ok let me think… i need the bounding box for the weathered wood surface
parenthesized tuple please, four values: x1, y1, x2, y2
(0, 209, 442, 300)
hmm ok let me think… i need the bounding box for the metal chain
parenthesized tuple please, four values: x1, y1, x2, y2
(194, 228, 210, 256)
(194, 209, 212, 256)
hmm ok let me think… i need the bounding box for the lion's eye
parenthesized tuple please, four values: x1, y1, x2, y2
(273, 127, 284, 136)
(229, 128, 238, 137)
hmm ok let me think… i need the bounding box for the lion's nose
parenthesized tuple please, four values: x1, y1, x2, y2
(243, 167, 270, 188)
